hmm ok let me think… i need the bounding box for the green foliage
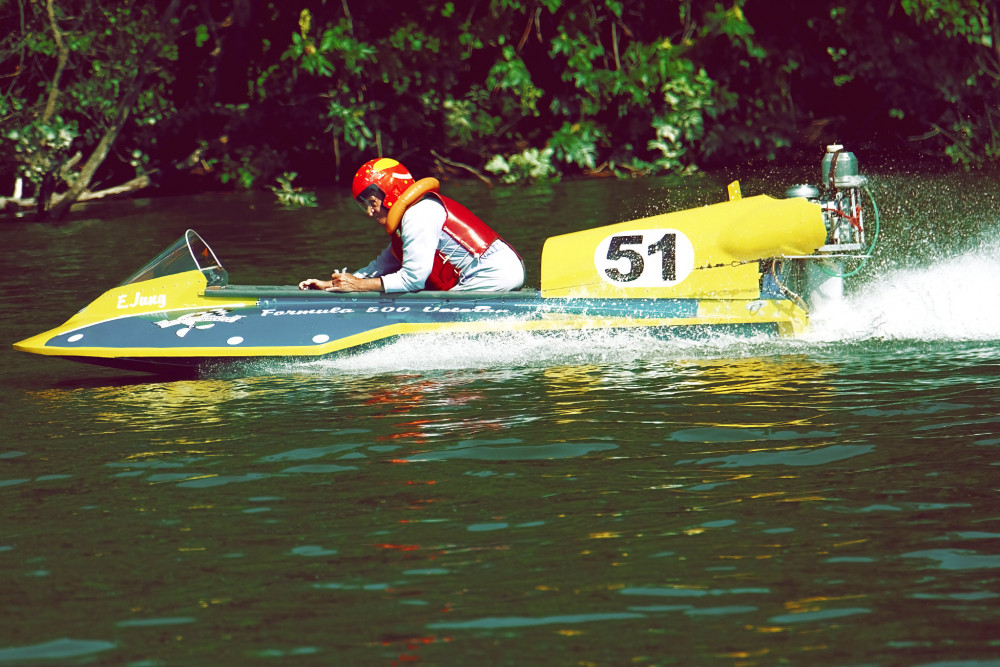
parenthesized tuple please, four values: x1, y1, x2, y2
(1, 0, 184, 206)
(327, 99, 377, 151)
(270, 172, 318, 208)
(215, 145, 286, 190)
(442, 90, 501, 146)
(900, 0, 991, 42)
(3, 0, 1000, 208)
(648, 65, 714, 166)
(485, 148, 560, 183)
(485, 45, 544, 118)
(3, 116, 78, 189)
(684, 0, 794, 163)
(894, 0, 1000, 165)
(549, 121, 603, 170)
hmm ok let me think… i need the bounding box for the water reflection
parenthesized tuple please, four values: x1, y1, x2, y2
(27, 378, 259, 435)
(679, 355, 837, 396)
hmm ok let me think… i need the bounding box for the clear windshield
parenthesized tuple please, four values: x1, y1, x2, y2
(119, 229, 229, 287)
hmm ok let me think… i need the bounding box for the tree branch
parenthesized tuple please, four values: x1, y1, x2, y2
(430, 149, 492, 186)
(341, 0, 353, 33)
(1, 172, 154, 215)
(42, 0, 68, 124)
(46, 0, 185, 220)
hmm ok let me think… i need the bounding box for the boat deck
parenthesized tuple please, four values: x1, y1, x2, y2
(204, 285, 544, 301)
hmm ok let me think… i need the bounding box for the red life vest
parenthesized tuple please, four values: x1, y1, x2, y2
(390, 192, 507, 290)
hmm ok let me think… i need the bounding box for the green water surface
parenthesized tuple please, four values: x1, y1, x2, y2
(2, 165, 999, 666)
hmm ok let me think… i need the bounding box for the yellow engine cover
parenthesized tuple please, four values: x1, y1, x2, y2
(540, 195, 825, 299)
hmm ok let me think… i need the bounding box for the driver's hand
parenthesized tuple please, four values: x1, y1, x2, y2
(298, 278, 330, 290)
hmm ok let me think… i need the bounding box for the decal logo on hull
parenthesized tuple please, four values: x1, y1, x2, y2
(118, 291, 167, 309)
(420, 305, 510, 314)
(155, 309, 246, 338)
(259, 305, 512, 316)
(261, 307, 356, 316)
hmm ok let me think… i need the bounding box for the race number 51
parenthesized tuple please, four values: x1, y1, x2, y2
(594, 229, 695, 287)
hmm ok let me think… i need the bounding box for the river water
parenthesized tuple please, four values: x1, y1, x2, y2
(2, 161, 999, 666)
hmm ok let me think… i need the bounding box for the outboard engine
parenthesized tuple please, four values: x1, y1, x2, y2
(786, 144, 874, 316)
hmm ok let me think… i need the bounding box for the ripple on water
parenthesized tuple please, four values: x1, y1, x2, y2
(427, 611, 646, 630)
(768, 608, 872, 624)
(902, 549, 1000, 571)
(402, 440, 617, 461)
(0, 639, 116, 662)
(678, 444, 875, 468)
(669, 427, 840, 443)
(116, 617, 196, 628)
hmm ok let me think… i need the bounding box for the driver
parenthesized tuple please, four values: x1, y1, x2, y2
(299, 158, 524, 293)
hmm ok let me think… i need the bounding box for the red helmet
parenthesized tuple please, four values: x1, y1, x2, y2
(351, 158, 414, 210)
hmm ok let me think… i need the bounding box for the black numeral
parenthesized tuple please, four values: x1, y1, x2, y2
(605, 235, 644, 282)
(605, 232, 678, 283)
(648, 233, 676, 281)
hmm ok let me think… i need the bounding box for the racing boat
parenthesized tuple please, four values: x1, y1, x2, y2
(13, 145, 877, 375)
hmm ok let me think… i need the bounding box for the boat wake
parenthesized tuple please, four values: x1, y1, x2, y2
(808, 240, 1000, 343)
(266, 328, 796, 377)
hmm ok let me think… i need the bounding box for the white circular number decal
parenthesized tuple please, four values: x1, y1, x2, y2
(595, 229, 694, 287)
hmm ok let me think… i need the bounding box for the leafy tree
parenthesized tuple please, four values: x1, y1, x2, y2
(735, 0, 1000, 167)
(276, 0, 735, 181)
(0, 0, 201, 218)
(2, 0, 999, 222)
(893, 0, 1000, 164)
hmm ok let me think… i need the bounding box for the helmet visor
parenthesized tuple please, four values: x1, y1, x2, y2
(355, 184, 384, 208)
